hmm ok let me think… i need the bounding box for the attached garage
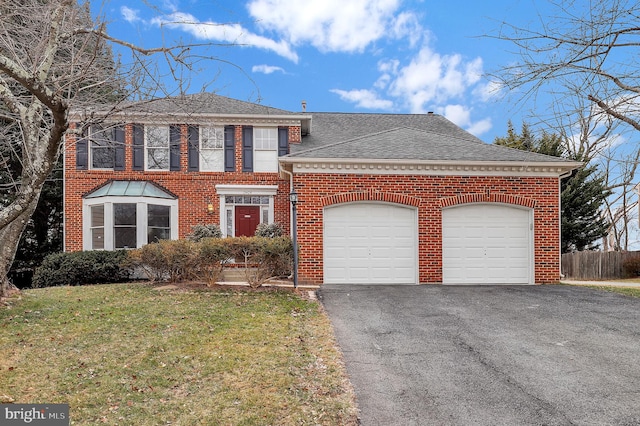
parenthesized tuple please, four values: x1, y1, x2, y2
(442, 203, 533, 284)
(324, 203, 417, 284)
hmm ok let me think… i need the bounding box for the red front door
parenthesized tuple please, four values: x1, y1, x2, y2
(235, 206, 261, 237)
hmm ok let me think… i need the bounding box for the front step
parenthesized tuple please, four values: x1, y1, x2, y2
(221, 268, 254, 282)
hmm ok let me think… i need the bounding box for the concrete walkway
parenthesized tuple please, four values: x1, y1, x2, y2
(561, 279, 640, 288)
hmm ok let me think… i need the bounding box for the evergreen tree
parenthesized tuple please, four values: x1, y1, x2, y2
(495, 122, 610, 252)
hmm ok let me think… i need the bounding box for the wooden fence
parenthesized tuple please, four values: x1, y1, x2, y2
(561, 251, 640, 280)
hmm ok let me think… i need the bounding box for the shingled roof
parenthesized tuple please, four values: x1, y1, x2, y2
(119, 92, 296, 116)
(290, 113, 567, 163)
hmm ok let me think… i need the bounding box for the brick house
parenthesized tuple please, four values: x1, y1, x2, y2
(64, 93, 580, 285)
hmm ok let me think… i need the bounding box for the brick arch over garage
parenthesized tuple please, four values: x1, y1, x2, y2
(321, 190, 421, 208)
(439, 191, 536, 209)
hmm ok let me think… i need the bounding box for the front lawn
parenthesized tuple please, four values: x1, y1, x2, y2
(583, 285, 640, 298)
(0, 283, 358, 425)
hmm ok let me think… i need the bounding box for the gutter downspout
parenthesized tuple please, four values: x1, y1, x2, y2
(558, 168, 575, 280)
(280, 163, 298, 287)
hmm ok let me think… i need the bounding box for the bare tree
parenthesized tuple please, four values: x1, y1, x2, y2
(0, 0, 235, 297)
(490, 0, 640, 251)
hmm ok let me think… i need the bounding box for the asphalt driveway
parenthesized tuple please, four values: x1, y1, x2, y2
(318, 285, 640, 426)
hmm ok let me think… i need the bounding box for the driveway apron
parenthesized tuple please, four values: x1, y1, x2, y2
(318, 285, 640, 426)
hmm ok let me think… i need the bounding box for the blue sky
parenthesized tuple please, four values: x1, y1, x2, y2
(96, 0, 554, 143)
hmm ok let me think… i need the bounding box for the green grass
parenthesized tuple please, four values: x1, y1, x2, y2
(582, 285, 640, 298)
(0, 283, 358, 425)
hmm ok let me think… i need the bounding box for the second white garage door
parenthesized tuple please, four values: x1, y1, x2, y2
(442, 203, 533, 285)
(324, 203, 417, 284)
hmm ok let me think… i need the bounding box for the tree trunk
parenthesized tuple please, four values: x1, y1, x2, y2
(0, 196, 39, 297)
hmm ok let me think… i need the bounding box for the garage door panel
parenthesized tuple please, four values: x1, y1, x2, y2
(443, 204, 532, 285)
(324, 203, 417, 284)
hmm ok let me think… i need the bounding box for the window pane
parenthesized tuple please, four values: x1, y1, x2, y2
(115, 228, 137, 249)
(91, 205, 104, 227)
(148, 228, 170, 243)
(90, 125, 118, 169)
(147, 148, 169, 170)
(201, 127, 223, 149)
(226, 207, 233, 236)
(114, 204, 136, 225)
(92, 146, 115, 169)
(200, 150, 224, 171)
(148, 204, 170, 227)
(254, 128, 277, 150)
(254, 150, 278, 172)
(92, 228, 104, 250)
(147, 126, 169, 147)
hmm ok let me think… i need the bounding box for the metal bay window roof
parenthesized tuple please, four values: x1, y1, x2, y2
(84, 180, 176, 199)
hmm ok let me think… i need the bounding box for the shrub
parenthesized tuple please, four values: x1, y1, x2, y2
(622, 256, 640, 278)
(260, 236, 293, 278)
(254, 222, 284, 238)
(132, 239, 198, 283)
(32, 250, 132, 288)
(187, 224, 223, 242)
(226, 236, 293, 287)
(197, 238, 231, 285)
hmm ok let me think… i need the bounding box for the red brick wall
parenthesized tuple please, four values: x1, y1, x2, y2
(65, 123, 562, 286)
(64, 124, 291, 252)
(292, 174, 561, 285)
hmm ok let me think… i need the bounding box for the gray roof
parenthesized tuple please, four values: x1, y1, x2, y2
(291, 114, 567, 163)
(120, 92, 296, 116)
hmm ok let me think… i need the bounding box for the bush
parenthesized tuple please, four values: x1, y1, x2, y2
(187, 224, 223, 241)
(197, 238, 231, 285)
(260, 236, 293, 278)
(622, 256, 640, 278)
(130, 235, 293, 287)
(32, 250, 132, 288)
(131, 239, 198, 283)
(227, 236, 293, 287)
(254, 222, 284, 238)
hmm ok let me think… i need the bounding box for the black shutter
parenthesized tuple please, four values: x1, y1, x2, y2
(224, 126, 235, 172)
(242, 126, 253, 172)
(132, 124, 144, 171)
(187, 125, 199, 172)
(114, 126, 125, 171)
(278, 128, 289, 156)
(170, 125, 181, 171)
(75, 126, 88, 170)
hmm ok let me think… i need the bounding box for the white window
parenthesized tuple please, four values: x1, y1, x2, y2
(200, 126, 224, 172)
(83, 197, 178, 250)
(146, 126, 170, 170)
(253, 128, 278, 173)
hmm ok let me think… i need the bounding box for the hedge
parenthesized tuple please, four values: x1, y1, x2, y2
(32, 250, 132, 288)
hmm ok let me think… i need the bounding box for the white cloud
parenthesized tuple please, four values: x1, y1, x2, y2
(473, 80, 503, 102)
(389, 45, 484, 112)
(151, 12, 299, 63)
(247, 0, 419, 53)
(466, 118, 493, 136)
(330, 89, 394, 110)
(121, 6, 141, 24)
(437, 104, 492, 136)
(252, 64, 286, 74)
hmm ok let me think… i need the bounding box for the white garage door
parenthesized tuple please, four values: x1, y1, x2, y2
(324, 203, 417, 284)
(442, 203, 533, 285)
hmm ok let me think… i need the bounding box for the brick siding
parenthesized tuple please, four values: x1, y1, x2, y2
(292, 173, 561, 285)
(64, 124, 563, 286)
(64, 124, 291, 252)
